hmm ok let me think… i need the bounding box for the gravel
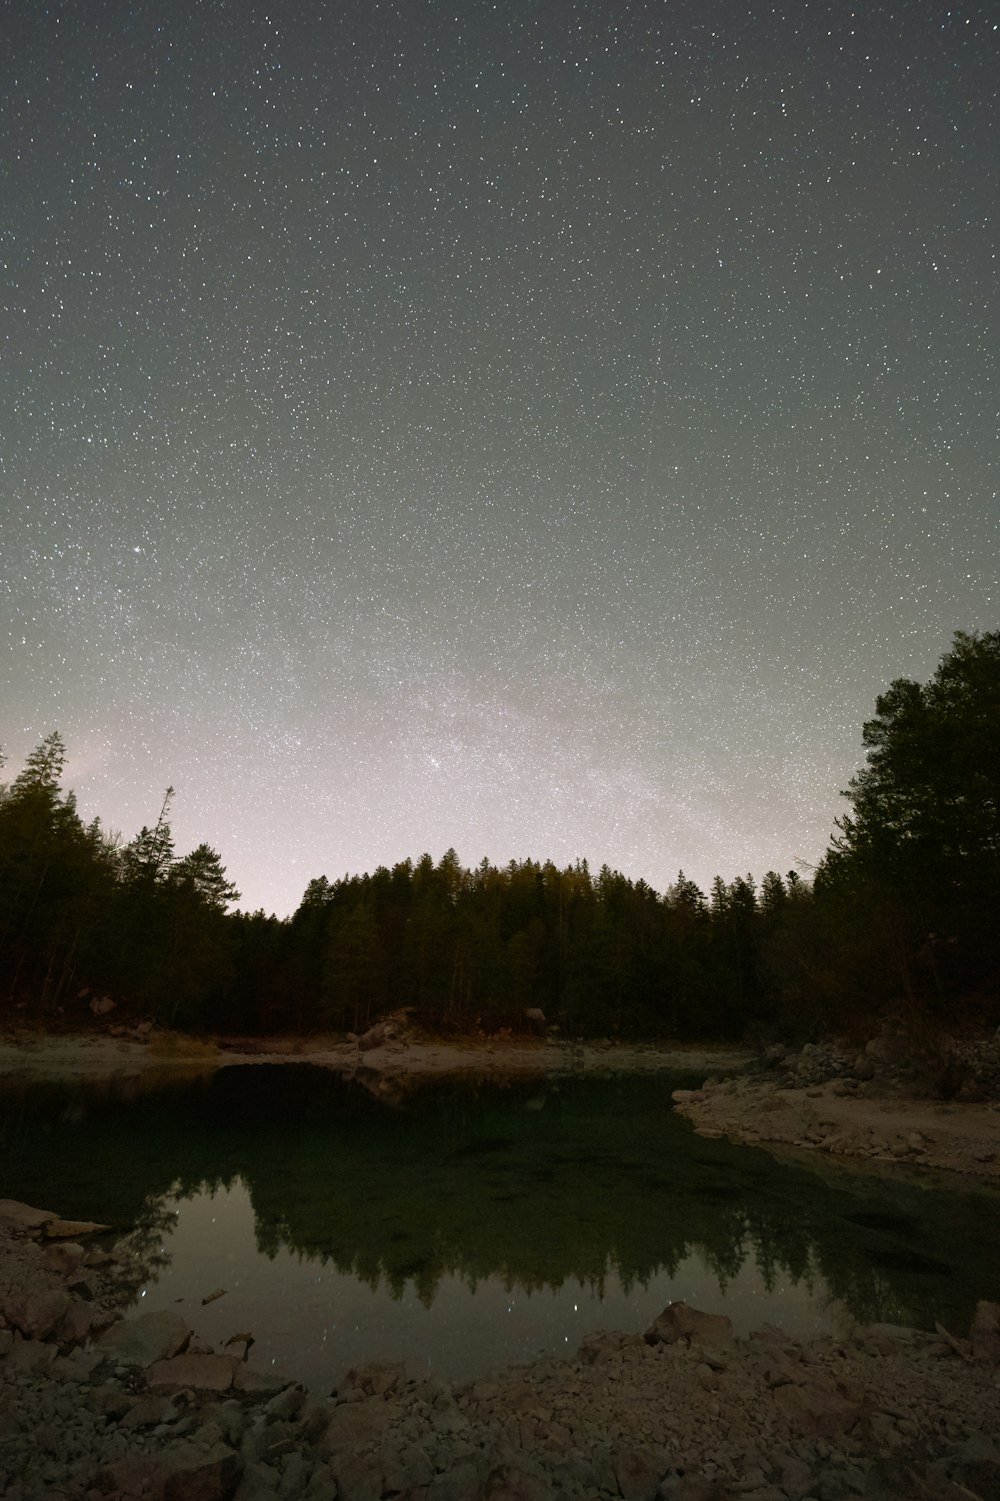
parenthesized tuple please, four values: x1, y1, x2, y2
(3, 1199, 999, 1501)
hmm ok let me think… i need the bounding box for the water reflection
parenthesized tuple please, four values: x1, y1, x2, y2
(2, 1064, 998, 1382)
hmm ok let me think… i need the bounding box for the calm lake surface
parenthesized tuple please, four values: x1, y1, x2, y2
(2, 1063, 998, 1388)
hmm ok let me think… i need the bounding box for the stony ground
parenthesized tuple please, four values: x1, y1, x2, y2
(672, 1031, 1000, 1185)
(2, 1198, 1000, 1501)
(4, 1027, 1000, 1498)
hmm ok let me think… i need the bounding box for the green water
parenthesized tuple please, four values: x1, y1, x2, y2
(2, 1064, 997, 1387)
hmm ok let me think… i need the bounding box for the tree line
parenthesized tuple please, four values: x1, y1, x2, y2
(1, 630, 997, 1041)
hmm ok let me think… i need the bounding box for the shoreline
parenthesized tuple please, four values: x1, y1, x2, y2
(2, 1196, 998, 1501)
(0, 1029, 752, 1083)
(4, 1026, 1000, 1184)
(3, 1033, 1000, 1496)
(671, 1048, 1000, 1189)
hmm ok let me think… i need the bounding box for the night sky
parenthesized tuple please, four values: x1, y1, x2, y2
(3, 1, 997, 917)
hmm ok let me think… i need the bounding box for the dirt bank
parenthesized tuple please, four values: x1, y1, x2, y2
(3, 1198, 999, 1501)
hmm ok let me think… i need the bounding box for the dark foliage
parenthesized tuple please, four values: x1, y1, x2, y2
(1, 632, 997, 1040)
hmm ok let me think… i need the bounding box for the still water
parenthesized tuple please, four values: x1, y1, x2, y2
(2, 1064, 997, 1388)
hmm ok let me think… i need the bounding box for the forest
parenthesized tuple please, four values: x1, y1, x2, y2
(1, 631, 997, 1043)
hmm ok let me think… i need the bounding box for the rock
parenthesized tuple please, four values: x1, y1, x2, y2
(482, 1461, 552, 1500)
(241, 1414, 291, 1463)
(753, 1339, 806, 1388)
(90, 1378, 138, 1419)
(41, 1216, 110, 1238)
(5, 1334, 58, 1371)
(232, 1460, 282, 1499)
(96, 1454, 169, 1495)
(0, 1199, 57, 1232)
(615, 1446, 667, 1500)
(862, 1458, 971, 1498)
(645, 1302, 735, 1349)
(777, 1456, 815, 1499)
(149, 1352, 240, 1390)
(161, 1445, 244, 1501)
(865, 1028, 910, 1066)
(298, 1403, 336, 1444)
(277, 1452, 313, 1495)
(863, 1323, 922, 1348)
(951, 1457, 1000, 1499)
(234, 1365, 291, 1395)
(358, 1022, 388, 1051)
(382, 1441, 435, 1493)
(121, 1393, 181, 1430)
(319, 1395, 402, 1453)
(969, 1300, 1000, 1361)
(342, 1359, 406, 1396)
(4, 1285, 72, 1339)
(97, 1309, 192, 1365)
(578, 1330, 633, 1363)
(658, 1478, 733, 1500)
(56, 1293, 112, 1345)
(50, 1344, 102, 1381)
(263, 1384, 307, 1421)
(202, 1398, 248, 1447)
(934, 1322, 973, 1362)
(328, 1445, 384, 1501)
(771, 1375, 862, 1438)
(41, 1241, 86, 1274)
(419, 1459, 482, 1499)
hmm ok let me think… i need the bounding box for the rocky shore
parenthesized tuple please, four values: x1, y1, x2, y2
(0, 1029, 752, 1087)
(672, 1030, 1000, 1184)
(4, 1027, 1000, 1498)
(3, 1197, 1000, 1501)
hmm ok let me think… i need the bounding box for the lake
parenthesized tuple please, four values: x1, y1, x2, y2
(2, 1063, 997, 1388)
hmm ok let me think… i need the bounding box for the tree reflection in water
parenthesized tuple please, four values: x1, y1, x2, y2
(2, 1065, 997, 1340)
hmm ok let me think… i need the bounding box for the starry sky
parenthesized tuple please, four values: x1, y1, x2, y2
(3, 0, 997, 917)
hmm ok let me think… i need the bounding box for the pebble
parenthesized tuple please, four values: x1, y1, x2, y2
(3, 1182, 1000, 1501)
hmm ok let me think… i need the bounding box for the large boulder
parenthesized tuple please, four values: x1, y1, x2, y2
(4, 1286, 72, 1340)
(97, 1309, 192, 1365)
(644, 1302, 735, 1349)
